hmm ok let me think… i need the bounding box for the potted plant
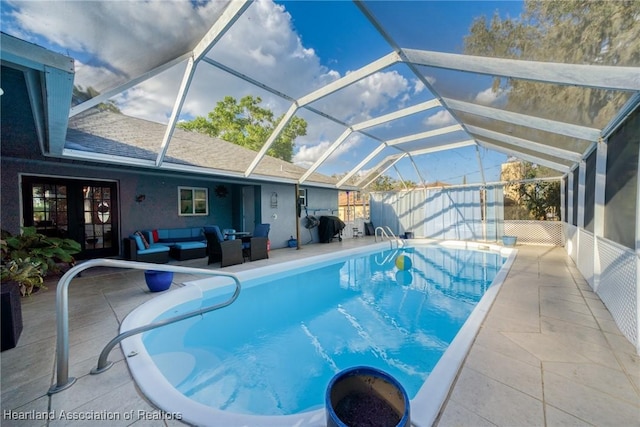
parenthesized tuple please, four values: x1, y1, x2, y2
(144, 270, 173, 292)
(0, 257, 45, 351)
(1, 257, 45, 297)
(1, 227, 81, 296)
(1, 228, 80, 351)
(326, 366, 410, 427)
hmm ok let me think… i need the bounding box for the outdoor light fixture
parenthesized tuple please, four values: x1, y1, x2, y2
(135, 194, 146, 203)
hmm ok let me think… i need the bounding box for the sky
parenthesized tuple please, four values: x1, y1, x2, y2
(1, 0, 528, 186)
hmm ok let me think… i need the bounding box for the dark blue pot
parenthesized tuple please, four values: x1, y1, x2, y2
(144, 270, 173, 292)
(326, 366, 410, 427)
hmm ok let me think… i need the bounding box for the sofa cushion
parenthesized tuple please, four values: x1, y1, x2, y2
(135, 231, 150, 249)
(167, 228, 192, 240)
(204, 225, 224, 242)
(173, 241, 206, 250)
(165, 236, 202, 243)
(138, 244, 171, 255)
(156, 229, 170, 241)
(131, 233, 149, 251)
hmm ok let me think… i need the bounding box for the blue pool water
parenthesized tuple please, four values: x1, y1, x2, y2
(142, 244, 505, 417)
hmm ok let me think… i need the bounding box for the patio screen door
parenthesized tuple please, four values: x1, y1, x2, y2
(21, 176, 118, 259)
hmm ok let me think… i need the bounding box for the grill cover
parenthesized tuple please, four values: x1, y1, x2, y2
(318, 216, 346, 243)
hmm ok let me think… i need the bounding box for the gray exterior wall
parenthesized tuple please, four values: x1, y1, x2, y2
(256, 183, 339, 248)
(1, 157, 340, 254)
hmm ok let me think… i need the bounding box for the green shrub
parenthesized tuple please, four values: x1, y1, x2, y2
(1, 227, 81, 296)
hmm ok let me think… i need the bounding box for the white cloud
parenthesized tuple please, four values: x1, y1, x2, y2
(7, 0, 226, 92)
(424, 110, 455, 127)
(7, 0, 416, 171)
(307, 70, 410, 127)
(293, 134, 363, 169)
(475, 86, 508, 106)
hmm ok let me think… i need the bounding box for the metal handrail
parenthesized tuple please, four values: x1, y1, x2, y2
(47, 259, 241, 395)
(374, 226, 404, 249)
(374, 226, 390, 242)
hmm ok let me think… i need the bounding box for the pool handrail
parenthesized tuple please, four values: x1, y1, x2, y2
(47, 258, 241, 395)
(374, 226, 403, 249)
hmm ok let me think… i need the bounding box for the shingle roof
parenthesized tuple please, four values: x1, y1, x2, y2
(67, 110, 339, 186)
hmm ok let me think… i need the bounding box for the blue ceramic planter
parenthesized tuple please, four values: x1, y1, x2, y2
(502, 235, 517, 247)
(144, 270, 173, 292)
(326, 366, 410, 427)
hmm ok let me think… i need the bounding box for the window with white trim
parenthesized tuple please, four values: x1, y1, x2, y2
(179, 187, 208, 216)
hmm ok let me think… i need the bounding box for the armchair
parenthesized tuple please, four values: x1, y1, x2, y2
(204, 226, 243, 267)
(243, 223, 270, 261)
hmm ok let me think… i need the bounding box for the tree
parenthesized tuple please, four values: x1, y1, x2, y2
(177, 95, 307, 162)
(517, 162, 560, 220)
(464, 1, 640, 128)
(367, 175, 416, 192)
(506, 162, 561, 220)
(72, 85, 120, 113)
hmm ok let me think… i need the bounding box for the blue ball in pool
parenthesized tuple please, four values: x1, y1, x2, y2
(395, 255, 412, 271)
(395, 270, 413, 287)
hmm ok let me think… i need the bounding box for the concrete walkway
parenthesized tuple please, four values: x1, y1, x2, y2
(1, 242, 638, 426)
(436, 245, 640, 427)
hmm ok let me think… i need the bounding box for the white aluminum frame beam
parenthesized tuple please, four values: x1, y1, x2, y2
(156, 57, 196, 166)
(245, 52, 401, 177)
(244, 102, 299, 176)
(69, 53, 190, 117)
(297, 52, 401, 107)
(403, 49, 640, 91)
(386, 124, 463, 147)
(577, 159, 587, 228)
(443, 97, 600, 142)
(71, 2, 251, 118)
(407, 139, 476, 156)
(408, 155, 427, 188)
(358, 153, 406, 188)
(478, 140, 571, 173)
(353, 99, 441, 131)
(192, 1, 251, 62)
(336, 143, 386, 187)
(202, 57, 295, 102)
(567, 168, 575, 226)
(392, 165, 409, 189)
(156, 1, 249, 167)
(298, 128, 353, 183)
(298, 98, 441, 184)
(475, 145, 486, 185)
(465, 124, 583, 162)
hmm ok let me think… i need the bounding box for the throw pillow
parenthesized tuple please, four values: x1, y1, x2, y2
(131, 234, 145, 251)
(151, 229, 159, 243)
(135, 231, 150, 249)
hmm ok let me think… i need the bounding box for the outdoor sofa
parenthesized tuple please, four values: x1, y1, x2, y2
(123, 226, 208, 263)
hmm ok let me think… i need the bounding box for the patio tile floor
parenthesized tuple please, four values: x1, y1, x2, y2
(1, 240, 638, 426)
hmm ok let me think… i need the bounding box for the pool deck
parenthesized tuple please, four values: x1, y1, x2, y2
(1, 239, 638, 426)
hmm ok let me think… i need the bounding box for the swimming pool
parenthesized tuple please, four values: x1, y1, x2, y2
(121, 240, 515, 426)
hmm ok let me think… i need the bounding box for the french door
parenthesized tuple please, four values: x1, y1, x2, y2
(21, 176, 118, 259)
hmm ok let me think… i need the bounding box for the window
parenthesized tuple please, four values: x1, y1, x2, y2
(604, 108, 638, 249)
(571, 167, 579, 226)
(584, 150, 596, 232)
(179, 187, 208, 216)
(563, 176, 568, 223)
(298, 189, 307, 206)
